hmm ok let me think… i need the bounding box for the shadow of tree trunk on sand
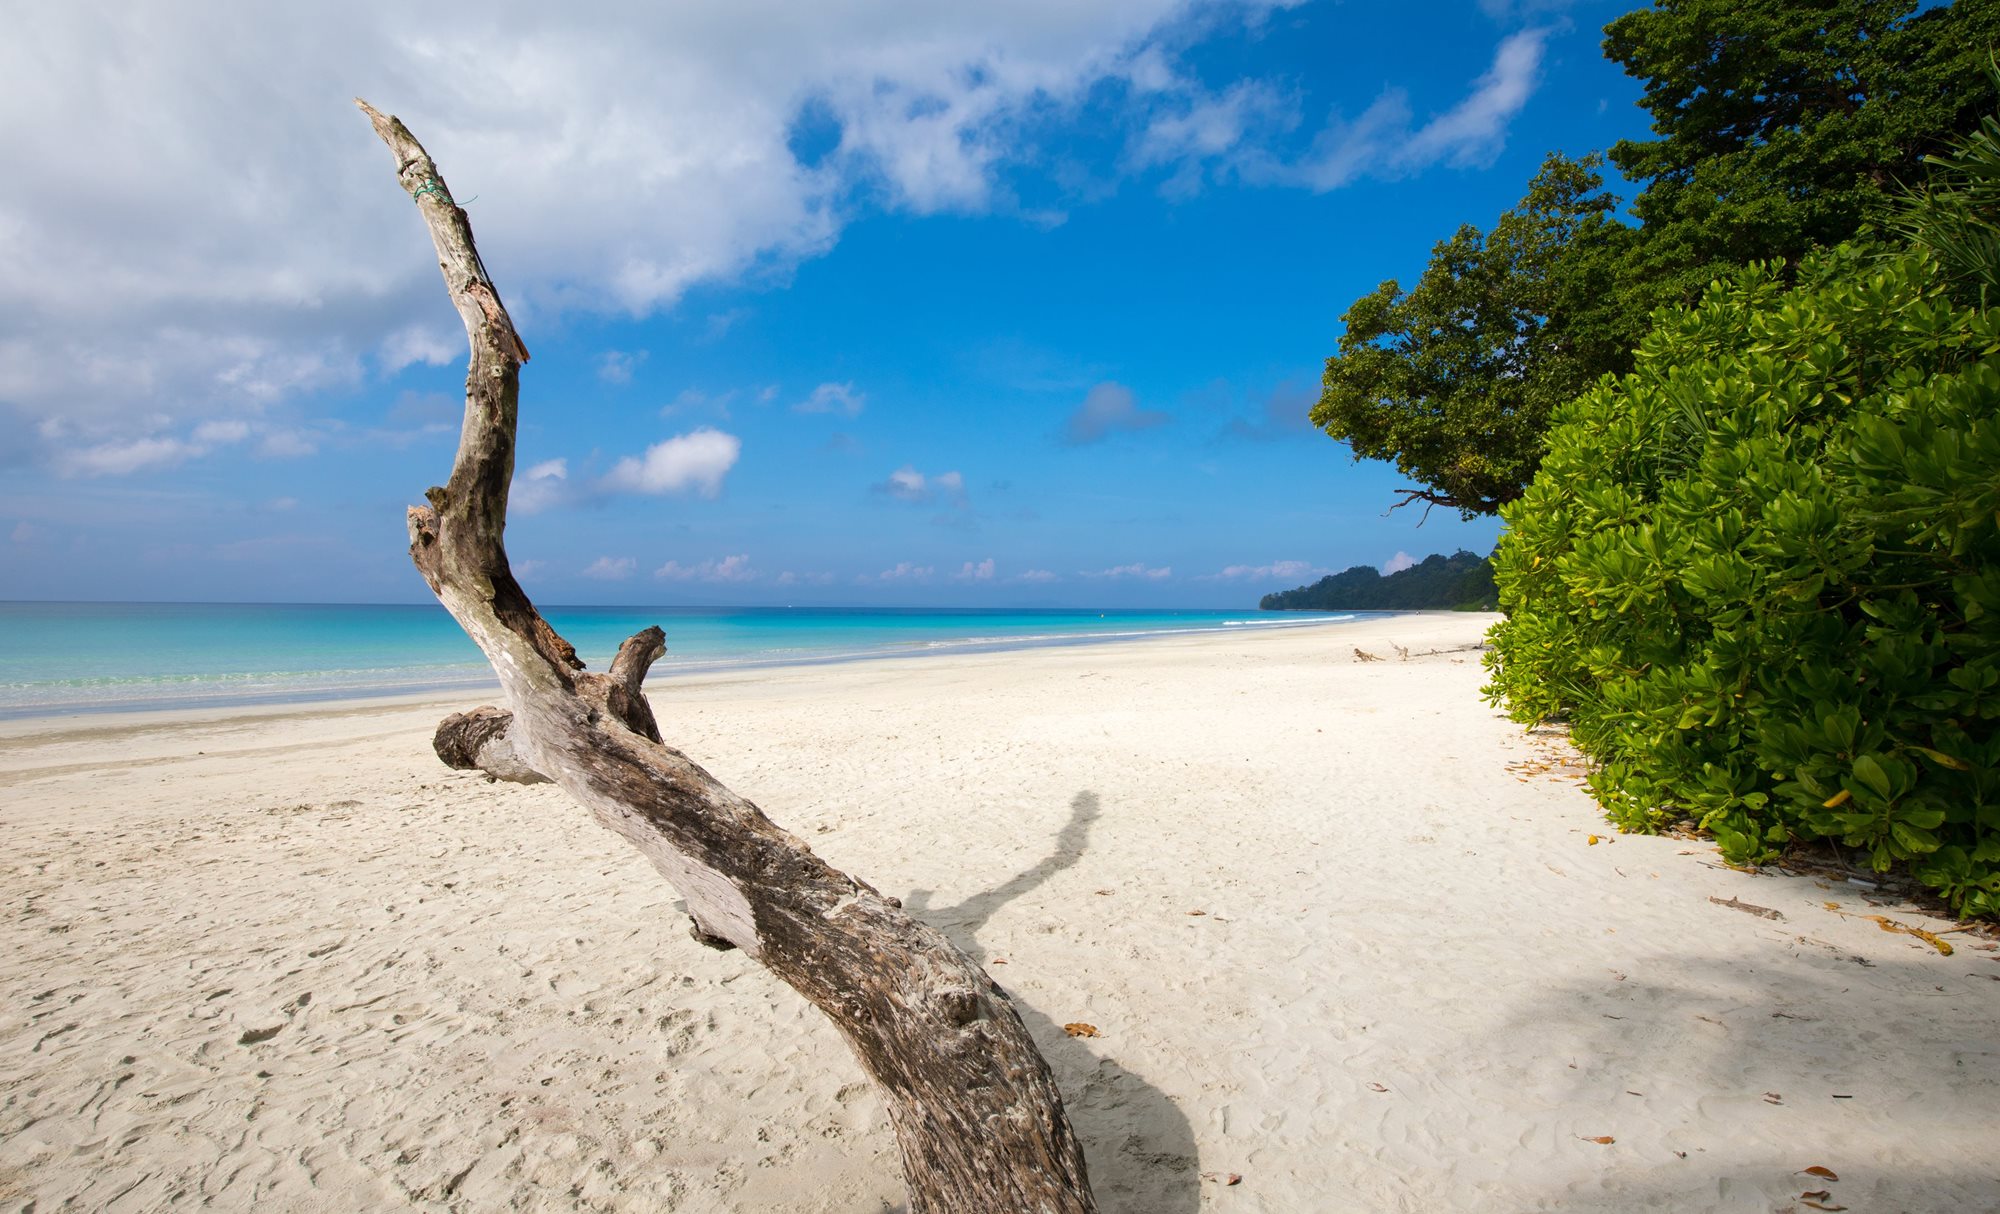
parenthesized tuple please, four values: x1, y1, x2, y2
(903, 792, 1201, 1214)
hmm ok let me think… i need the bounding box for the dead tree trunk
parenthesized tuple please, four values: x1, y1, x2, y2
(355, 101, 1095, 1212)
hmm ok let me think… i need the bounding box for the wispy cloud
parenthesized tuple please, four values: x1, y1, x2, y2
(596, 350, 647, 385)
(875, 465, 968, 507)
(954, 558, 996, 582)
(1220, 381, 1318, 442)
(1283, 29, 1548, 191)
(795, 381, 866, 417)
(1065, 382, 1168, 445)
(1083, 562, 1172, 580)
(380, 326, 459, 375)
(876, 561, 935, 582)
(1200, 559, 1322, 582)
(582, 555, 636, 580)
(655, 554, 757, 582)
(775, 569, 837, 587)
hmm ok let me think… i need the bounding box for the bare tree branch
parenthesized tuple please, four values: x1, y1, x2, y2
(358, 99, 1095, 1212)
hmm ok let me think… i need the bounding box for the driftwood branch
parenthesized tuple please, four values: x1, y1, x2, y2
(359, 99, 1094, 1211)
(433, 705, 546, 784)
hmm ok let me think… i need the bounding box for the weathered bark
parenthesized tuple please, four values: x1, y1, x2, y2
(433, 706, 546, 784)
(357, 100, 1095, 1211)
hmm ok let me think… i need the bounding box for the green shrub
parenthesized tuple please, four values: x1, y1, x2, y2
(1483, 244, 2000, 916)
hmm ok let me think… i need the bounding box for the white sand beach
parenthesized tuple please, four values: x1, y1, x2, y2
(1, 614, 1994, 1212)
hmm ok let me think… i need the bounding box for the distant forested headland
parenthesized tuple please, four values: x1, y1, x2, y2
(1260, 551, 1496, 612)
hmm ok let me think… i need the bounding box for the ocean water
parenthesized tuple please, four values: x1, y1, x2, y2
(0, 602, 1367, 719)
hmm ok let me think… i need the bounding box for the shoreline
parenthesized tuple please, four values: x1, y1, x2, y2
(0, 608, 1403, 731)
(3, 614, 1992, 1212)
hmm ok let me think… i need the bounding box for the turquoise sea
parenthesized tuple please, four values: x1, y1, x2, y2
(0, 602, 1368, 719)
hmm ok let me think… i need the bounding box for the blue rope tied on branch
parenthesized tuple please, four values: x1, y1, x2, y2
(410, 177, 450, 204)
(410, 177, 474, 206)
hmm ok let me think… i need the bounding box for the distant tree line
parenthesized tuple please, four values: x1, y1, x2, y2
(1260, 550, 1497, 612)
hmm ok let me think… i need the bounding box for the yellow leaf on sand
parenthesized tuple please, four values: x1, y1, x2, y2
(1063, 1022, 1100, 1038)
(1869, 916, 1953, 956)
(1799, 1166, 1839, 1181)
(1578, 1135, 1615, 1145)
(1588, 835, 1602, 846)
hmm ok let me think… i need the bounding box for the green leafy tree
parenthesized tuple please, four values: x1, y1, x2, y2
(1483, 239, 2000, 915)
(1317, 0, 2000, 515)
(1312, 154, 1634, 517)
(1605, 0, 2000, 306)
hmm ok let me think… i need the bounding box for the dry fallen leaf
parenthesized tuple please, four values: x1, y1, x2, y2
(989, 958, 1008, 965)
(1579, 1135, 1615, 1145)
(1588, 835, 1602, 846)
(1062, 1022, 1100, 1038)
(1763, 1092, 1784, 1105)
(1799, 1166, 1839, 1181)
(1366, 1082, 1389, 1093)
(1801, 1191, 1831, 1202)
(1800, 1202, 1847, 1212)
(1868, 915, 1954, 956)
(1187, 910, 1207, 917)
(1199, 1172, 1243, 1186)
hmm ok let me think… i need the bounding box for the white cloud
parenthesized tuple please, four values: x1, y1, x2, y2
(1203, 559, 1317, 581)
(955, 557, 996, 581)
(875, 464, 968, 507)
(1016, 568, 1058, 583)
(56, 436, 205, 478)
(1083, 562, 1172, 580)
(795, 381, 866, 416)
(11, 521, 41, 544)
(877, 561, 935, 582)
(0, 4, 1544, 464)
(601, 428, 741, 498)
(0, 2, 1303, 443)
(1283, 29, 1547, 191)
(1065, 382, 1168, 445)
(596, 350, 647, 385)
(1129, 79, 1294, 193)
(510, 457, 570, 514)
(1382, 551, 1417, 575)
(581, 555, 636, 580)
(380, 325, 461, 374)
(656, 553, 757, 582)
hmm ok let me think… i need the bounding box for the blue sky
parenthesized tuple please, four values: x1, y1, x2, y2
(0, 0, 1649, 607)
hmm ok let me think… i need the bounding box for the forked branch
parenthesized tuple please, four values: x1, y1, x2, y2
(358, 99, 1095, 1212)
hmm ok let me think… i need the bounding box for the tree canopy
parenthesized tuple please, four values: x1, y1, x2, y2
(1605, 0, 2000, 304)
(1311, 155, 1634, 517)
(1315, 0, 2000, 516)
